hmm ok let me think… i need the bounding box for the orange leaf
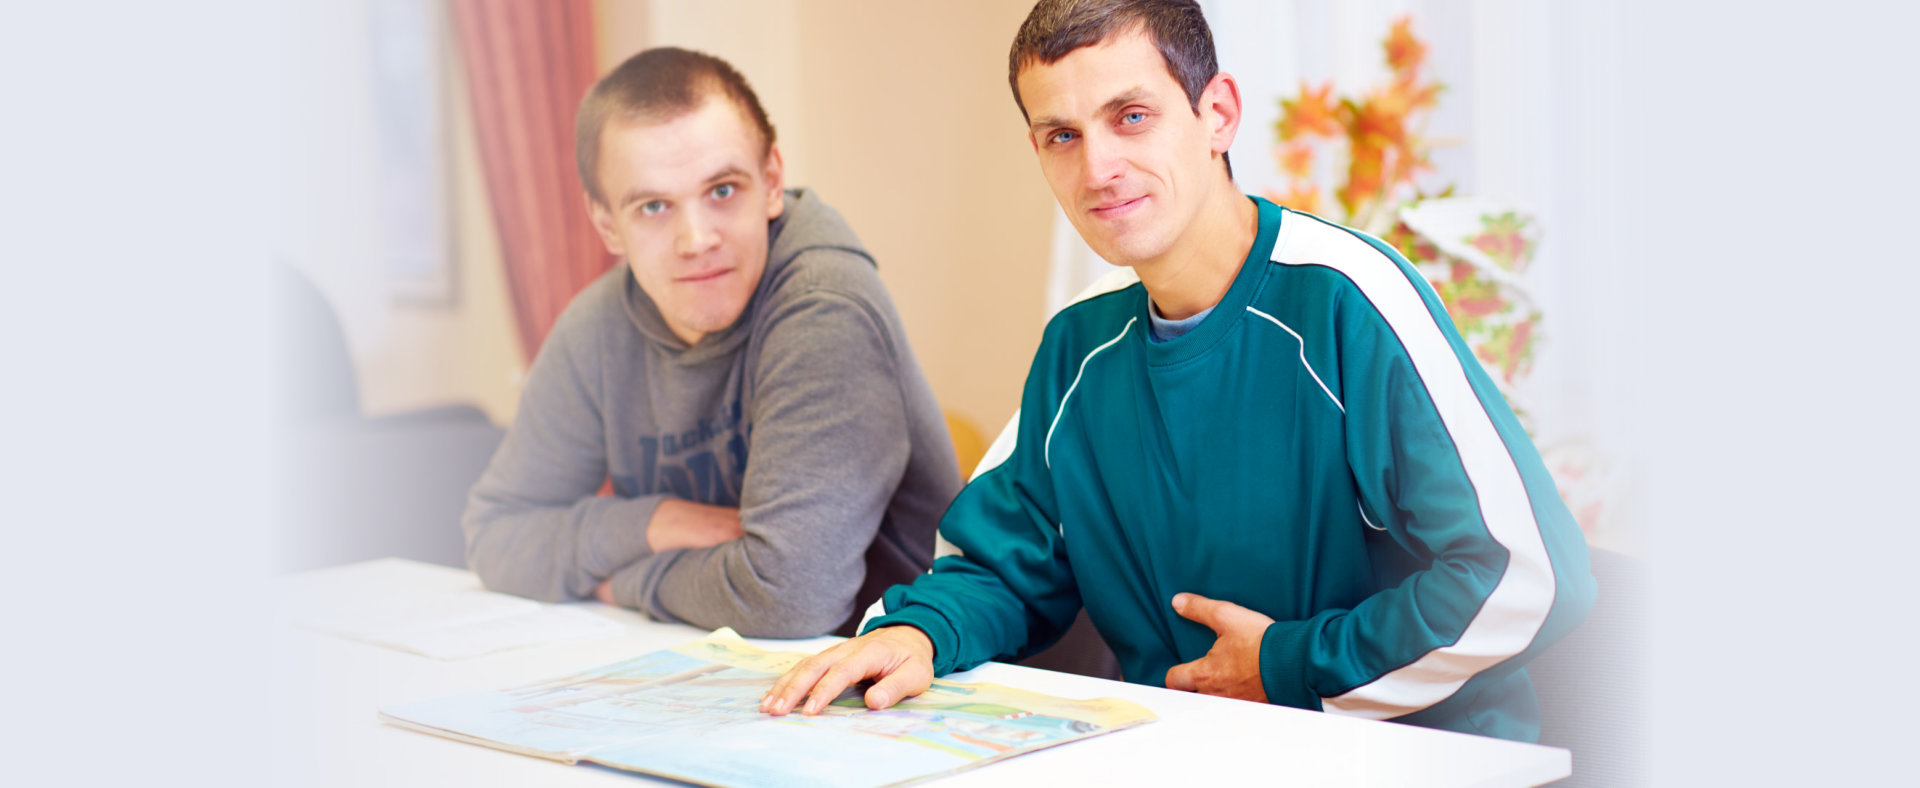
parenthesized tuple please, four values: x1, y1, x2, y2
(1339, 141, 1386, 217)
(1278, 81, 1341, 140)
(1385, 16, 1427, 78)
(1272, 15, 1450, 225)
(1273, 182, 1322, 215)
(1349, 93, 1409, 150)
(1278, 141, 1315, 179)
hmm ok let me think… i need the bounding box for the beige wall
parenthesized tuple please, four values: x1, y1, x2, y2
(601, 0, 1057, 435)
(795, 2, 1056, 437)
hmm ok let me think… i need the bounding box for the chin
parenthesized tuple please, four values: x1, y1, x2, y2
(1079, 219, 1161, 262)
(688, 307, 749, 335)
(1093, 238, 1166, 269)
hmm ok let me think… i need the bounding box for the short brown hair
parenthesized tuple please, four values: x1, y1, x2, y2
(575, 47, 777, 205)
(1008, 0, 1217, 119)
(1008, 0, 1228, 175)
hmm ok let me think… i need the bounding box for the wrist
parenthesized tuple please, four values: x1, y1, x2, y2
(582, 494, 665, 577)
(644, 498, 743, 553)
(1258, 616, 1328, 711)
(644, 498, 680, 553)
(865, 606, 961, 675)
(878, 624, 936, 664)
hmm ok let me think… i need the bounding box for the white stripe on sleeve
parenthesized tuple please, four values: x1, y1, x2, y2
(1273, 211, 1558, 720)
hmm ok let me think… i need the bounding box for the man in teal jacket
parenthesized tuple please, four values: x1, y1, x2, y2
(764, 0, 1594, 741)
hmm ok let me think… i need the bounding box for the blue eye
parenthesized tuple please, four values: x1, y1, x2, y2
(712, 183, 736, 199)
(1050, 130, 1077, 144)
(1122, 112, 1146, 125)
(640, 200, 667, 216)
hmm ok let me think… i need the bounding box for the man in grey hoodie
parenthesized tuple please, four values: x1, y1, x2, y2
(462, 48, 960, 638)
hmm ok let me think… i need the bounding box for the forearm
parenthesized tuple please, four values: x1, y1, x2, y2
(866, 472, 1082, 675)
(866, 386, 1081, 673)
(604, 529, 865, 637)
(1277, 415, 1595, 718)
(608, 437, 907, 636)
(865, 557, 1048, 675)
(461, 301, 665, 602)
(1257, 535, 1576, 719)
(599, 386, 907, 636)
(463, 491, 664, 602)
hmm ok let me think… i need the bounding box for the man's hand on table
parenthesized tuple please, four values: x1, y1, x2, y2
(761, 625, 936, 716)
(1164, 592, 1273, 703)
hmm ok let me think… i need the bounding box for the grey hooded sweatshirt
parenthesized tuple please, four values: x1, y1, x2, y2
(463, 188, 959, 637)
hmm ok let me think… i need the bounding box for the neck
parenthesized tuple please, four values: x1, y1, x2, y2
(1133, 183, 1257, 320)
(671, 326, 707, 347)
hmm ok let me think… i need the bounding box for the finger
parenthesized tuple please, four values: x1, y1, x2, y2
(864, 658, 932, 710)
(802, 655, 882, 716)
(1171, 592, 1224, 631)
(760, 657, 814, 715)
(762, 649, 843, 715)
(1165, 659, 1201, 692)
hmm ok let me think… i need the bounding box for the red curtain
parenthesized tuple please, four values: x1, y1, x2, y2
(450, 0, 611, 361)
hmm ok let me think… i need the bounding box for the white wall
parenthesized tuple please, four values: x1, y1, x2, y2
(283, 0, 526, 426)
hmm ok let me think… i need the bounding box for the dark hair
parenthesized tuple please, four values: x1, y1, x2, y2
(576, 47, 777, 206)
(1008, 0, 1229, 176)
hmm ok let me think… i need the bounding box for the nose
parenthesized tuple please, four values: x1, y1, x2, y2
(674, 208, 721, 257)
(1080, 131, 1125, 191)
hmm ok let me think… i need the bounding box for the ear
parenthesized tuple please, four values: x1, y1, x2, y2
(1200, 72, 1243, 157)
(586, 192, 625, 256)
(762, 144, 787, 220)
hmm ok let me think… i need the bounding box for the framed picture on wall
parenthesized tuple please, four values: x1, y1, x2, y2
(370, 0, 454, 306)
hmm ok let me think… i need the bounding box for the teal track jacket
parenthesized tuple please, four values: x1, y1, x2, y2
(867, 198, 1595, 741)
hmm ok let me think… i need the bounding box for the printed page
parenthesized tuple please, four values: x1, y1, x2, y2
(382, 629, 1157, 787)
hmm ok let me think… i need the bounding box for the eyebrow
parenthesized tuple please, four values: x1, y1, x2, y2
(1028, 86, 1152, 135)
(617, 164, 754, 210)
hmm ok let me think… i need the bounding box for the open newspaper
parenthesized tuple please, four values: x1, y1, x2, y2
(380, 629, 1157, 787)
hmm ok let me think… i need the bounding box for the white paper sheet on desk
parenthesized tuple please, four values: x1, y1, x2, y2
(290, 587, 624, 660)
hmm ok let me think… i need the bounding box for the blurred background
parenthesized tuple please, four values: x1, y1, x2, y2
(6, 0, 1920, 786)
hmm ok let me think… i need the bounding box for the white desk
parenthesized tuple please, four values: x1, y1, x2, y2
(273, 559, 1569, 787)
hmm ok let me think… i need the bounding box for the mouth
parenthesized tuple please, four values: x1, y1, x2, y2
(1088, 196, 1146, 221)
(677, 267, 732, 284)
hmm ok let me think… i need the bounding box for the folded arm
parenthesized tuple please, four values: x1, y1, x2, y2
(462, 318, 663, 602)
(601, 288, 913, 637)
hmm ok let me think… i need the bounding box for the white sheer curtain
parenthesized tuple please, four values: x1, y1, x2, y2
(1044, 1, 1635, 547)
